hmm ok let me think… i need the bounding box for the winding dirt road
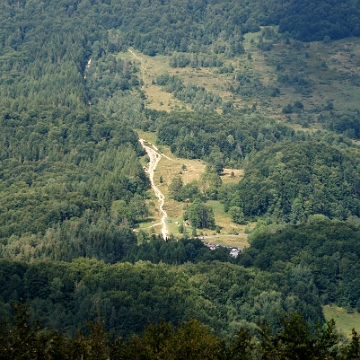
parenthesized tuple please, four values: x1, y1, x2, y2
(139, 138, 169, 240)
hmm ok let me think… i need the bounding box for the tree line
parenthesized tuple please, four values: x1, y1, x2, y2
(1, 304, 360, 360)
(240, 219, 360, 311)
(0, 257, 323, 339)
(222, 141, 360, 222)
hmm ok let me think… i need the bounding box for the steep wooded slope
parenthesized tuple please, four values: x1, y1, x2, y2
(232, 142, 360, 221)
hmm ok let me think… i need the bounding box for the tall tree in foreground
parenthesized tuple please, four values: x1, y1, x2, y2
(2, 304, 360, 359)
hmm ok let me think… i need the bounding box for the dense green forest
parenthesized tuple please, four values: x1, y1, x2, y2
(278, 0, 360, 41)
(222, 142, 360, 222)
(0, 107, 149, 263)
(2, 0, 360, 349)
(124, 237, 233, 264)
(144, 111, 353, 165)
(0, 258, 323, 338)
(149, 111, 300, 166)
(2, 305, 360, 359)
(241, 220, 360, 310)
(3, 303, 360, 360)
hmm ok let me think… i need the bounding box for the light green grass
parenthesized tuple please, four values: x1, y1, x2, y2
(323, 305, 360, 338)
(137, 220, 159, 229)
(126, 32, 360, 128)
(221, 168, 244, 184)
(203, 235, 249, 249)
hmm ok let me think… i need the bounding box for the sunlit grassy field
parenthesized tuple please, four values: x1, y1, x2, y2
(221, 168, 244, 184)
(120, 32, 360, 125)
(323, 305, 360, 338)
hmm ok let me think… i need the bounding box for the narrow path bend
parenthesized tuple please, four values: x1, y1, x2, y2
(139, 138, 169, 240)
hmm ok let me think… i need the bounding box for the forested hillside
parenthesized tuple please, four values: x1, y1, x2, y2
(227, 142, 360, 221)
(0, 0, 149, 262)
(0, 258, 323, 338)
(241, 220, 360, 310)
(278, 0, 360, 41)
(2, 306, 358, 359)
(2, 0, 360, 346)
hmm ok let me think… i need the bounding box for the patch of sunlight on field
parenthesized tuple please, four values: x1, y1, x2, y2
(136, 129, 158, 144)
(323, 305, 360, 338)
(145, 85, 188, 112)
(136, 220, 158, 229)
(206, 200, 251, 238)
(221, 168, 244, 184)
(123, 49, 192, 112)
(125, 48, 242, 112)
(124, 35, 360, 128)
(203, 235, 249, 249)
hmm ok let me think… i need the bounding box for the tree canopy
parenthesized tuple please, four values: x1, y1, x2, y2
(228, 142, 360, 222)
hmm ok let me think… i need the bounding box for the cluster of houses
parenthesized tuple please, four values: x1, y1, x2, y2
(203, 241, 242, 258)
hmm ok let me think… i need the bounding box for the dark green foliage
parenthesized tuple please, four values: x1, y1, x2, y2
(169, 53, 225, 69)
(169, 176, 201, 202)
(184, 202, 216, 229)
(1, 304, 358, 359)
(277, 72, 313, 94)
(282, 103, 293, 114)
(0, 107, 149, 261)
(278, 0, 360, 41)
(0, 0, 150, 265)
(0, 0, 358, 118)
(152, 111, 301, 166)
(0, 302, 114, 360)
(0, 0, 101, 110)
(242, 220, 360, 308)
(85, 54, 144, 123)
(86, 55, 139, 96)
(282, 100, 305, 116)
(230, 70, 274, 98)
(178, 182, 201, 202)
(168, 176, 184, 201)
(0, 302, 69, 359)
(2, 0, 360, 352)
(116, 318, 222, 360)
(230, 207, 246, 225)
(325, 112, 360, 139)
(0, 212, 138, 263)
(229, 141, 360, 221)
(124, 237, 231, 264)
(155, 74, 222, 111)
(169, 54, 191, 68)
(0, 258, 324, 339)
(257, 313, 339, 360)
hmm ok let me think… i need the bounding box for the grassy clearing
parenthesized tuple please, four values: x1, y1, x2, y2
(323, 305, 360, 338)
(263, 36, 360, 116)
(123, 33, 360, 128)
(207, 200, 238, 232)
(221, 168, 244, 184)
(136, 220, 158, 229)
(124, 48, 243, 112)
(124, 49, 192, 112)
(203, 235, 249, 249)
(157, 157, 206, 195)
(135, 130, 249, 247)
